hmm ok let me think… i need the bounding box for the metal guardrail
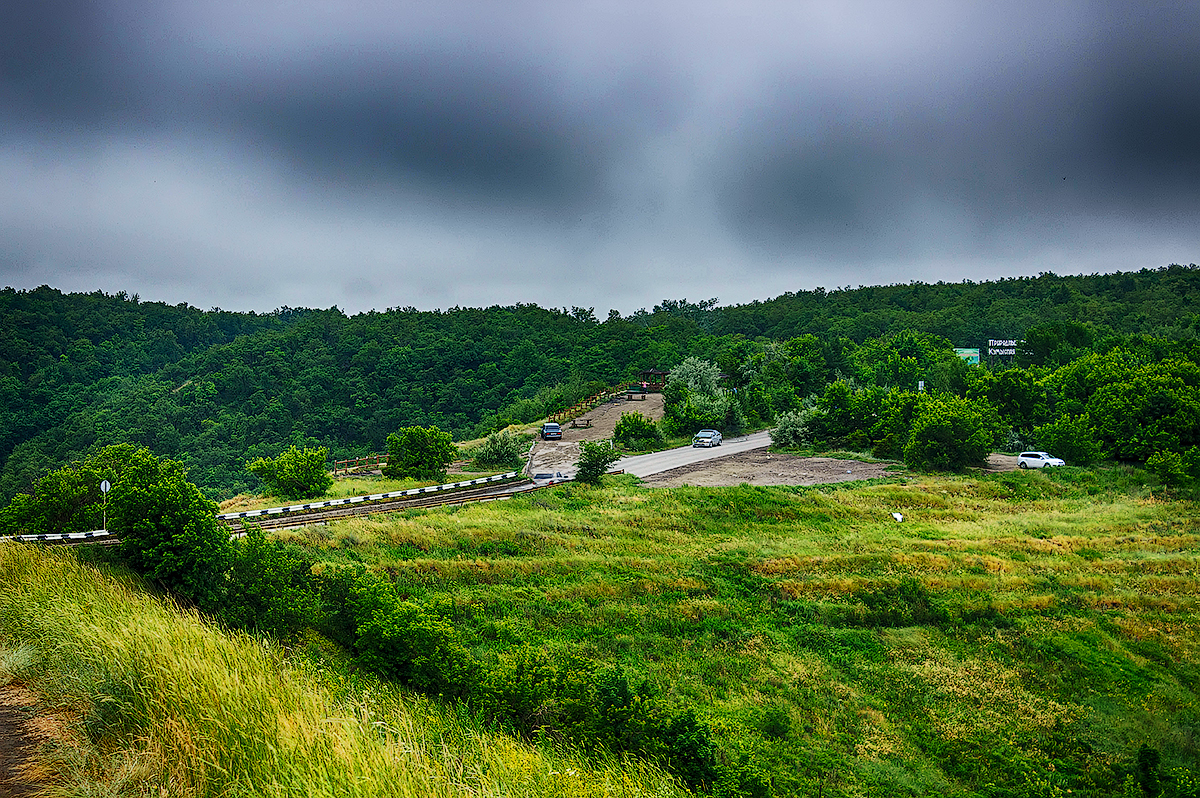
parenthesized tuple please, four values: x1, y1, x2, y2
(0, 529, 110, 543)
(217, 472, 521, 520)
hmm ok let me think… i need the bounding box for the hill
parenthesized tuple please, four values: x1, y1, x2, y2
(2, 265, 1198, 499)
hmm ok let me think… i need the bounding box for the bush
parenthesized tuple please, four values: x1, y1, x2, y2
(355, 597, 472, 697)
(471, 430, 525, 470)
(245, 445, 332, 500)
(770, 409, 816, 449)
(903, 394, 1003, 471)
(106, 445, 232, 610)
(1031, 413, 1103, 466)
(220, 528, 319, 638)
(614, 412, 664, 451)
(1146, 447, 1200, 488)
(575, 441, 623, 485)
(382, 426, 456, 481)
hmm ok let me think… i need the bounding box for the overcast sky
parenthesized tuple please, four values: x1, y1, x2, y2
(2, 1, 1197, 315)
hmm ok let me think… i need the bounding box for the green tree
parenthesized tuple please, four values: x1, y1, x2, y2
(1031, 413, 1103, 466)
(613, 412, 664, 451)
(245, 445, 332, 500)
(574, 441, 623, 485)
(903, 395, 1003, 471)
(471, 430, 524, 470)
(382, 426, 456, 480)
(668, 357, 722, 396)
(1085, 359, 1200, 461)
(105, 445, 232, 609)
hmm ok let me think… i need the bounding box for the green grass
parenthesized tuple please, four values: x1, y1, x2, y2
(0, 543, 686, 798)
(279, 465, 1200, 796)
(4, 465, 1198, 796)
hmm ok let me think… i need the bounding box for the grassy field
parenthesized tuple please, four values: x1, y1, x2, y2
(3, 465, 1198, 797)
(0, 543, 686, 798)
(277, 466, 1200, 796)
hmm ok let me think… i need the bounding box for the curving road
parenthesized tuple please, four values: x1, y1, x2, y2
(615, 430, 772, 477)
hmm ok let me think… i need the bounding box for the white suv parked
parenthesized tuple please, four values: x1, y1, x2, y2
(1017, 451, 1065, 469)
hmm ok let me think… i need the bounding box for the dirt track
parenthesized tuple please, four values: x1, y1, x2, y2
(0, 685, 55, 797)
(527, 393, 664, 474)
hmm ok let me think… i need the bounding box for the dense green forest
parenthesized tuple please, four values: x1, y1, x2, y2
(2, 265, 1198, 500)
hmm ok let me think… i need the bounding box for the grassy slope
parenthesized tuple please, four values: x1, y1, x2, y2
(1, 467, 1197, 796)
(280, 467, 1200, 796)
(0, 544, 686, 798)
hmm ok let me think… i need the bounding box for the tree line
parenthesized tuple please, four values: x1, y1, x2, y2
(2, 265, 1198, 500)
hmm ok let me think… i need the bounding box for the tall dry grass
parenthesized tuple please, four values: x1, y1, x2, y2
(0, 543, 686, 798)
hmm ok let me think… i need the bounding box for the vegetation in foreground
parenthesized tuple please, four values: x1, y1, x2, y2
(0, 542, 687, 798)
(5, 464, 1196, 796)
(266, 466, 1200, 797)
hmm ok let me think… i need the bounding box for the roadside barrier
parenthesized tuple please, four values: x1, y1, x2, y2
(217, 472, 520, 520)
(1, 529, 109, 543)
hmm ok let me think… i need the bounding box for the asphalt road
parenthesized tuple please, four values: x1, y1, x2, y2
(615, 430, 773, 477)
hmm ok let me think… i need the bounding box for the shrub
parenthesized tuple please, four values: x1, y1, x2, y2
(355, 598, 472, 697)
(382, 426, 456, 481)
(614, 412, 664, 451)
(106, 446, 232, 610)
(471, 430, 525, 470)
(221, 528, 319, 638)
(1031, 413, 1103, 466)
(245, 445, 332, 500)
(661, 709, 719, 793)
(770, 409, 816, 449)
(575, 441, 623, 485)
(1146, 447, 1200, 488)
(903, 394, 1003, 471)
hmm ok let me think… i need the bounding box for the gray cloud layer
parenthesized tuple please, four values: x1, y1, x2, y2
(2, 1, 1197, 313)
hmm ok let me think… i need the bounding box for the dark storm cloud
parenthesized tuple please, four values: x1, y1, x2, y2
(0, 1, 1197, 312)
(714, 2, 1200, 257)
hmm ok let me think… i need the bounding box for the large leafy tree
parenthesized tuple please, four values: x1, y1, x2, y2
(108, 445, 231, 609)
(246, 445, 332, 500)
(382, 426, 456, 481)
(0, 444, 230, 609)
(903, 395, 1003, 471)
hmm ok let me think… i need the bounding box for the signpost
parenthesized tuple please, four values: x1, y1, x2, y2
(100, 479, 110, 532)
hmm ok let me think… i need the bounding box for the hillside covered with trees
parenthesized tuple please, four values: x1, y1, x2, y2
(2, 264, 1198, 499)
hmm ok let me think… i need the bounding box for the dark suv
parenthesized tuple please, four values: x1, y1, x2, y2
(540, 422, 562, 440)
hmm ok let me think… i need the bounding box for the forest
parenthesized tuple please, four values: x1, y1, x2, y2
(2, 264, 1199, 500)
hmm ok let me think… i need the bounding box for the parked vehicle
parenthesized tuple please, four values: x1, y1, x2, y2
(541, 422, 562, 440)
(692, 429, 722, 447)
(1017, 451, 1065, 468)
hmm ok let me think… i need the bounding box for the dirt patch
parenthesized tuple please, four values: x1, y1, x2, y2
(528, 393, 664, 475)
(982, 454, 1020, 473)
(0, 684, 57, 798)
(638, 449, 896, 488)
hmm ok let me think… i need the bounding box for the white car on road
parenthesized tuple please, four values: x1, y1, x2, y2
(1017, 451, 1065, 469)
(692, 429, 722, 448)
